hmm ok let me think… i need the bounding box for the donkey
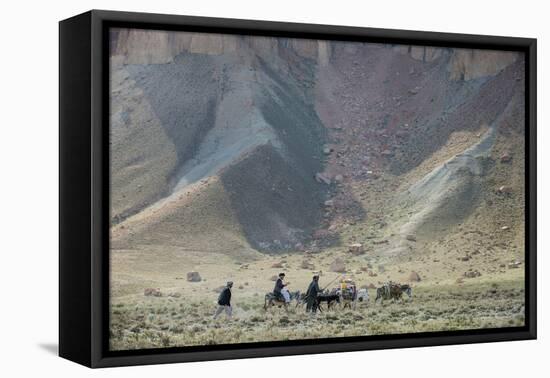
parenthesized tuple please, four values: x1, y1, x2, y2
(264, 290, 301, 311)
(316, 293, 340, 312)
(375, 284, 412, 304)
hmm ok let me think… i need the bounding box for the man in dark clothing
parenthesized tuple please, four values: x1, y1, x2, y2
(305, 275, 320, 313)
(273, 273, 287, 301)
(213, 281, 233, 319)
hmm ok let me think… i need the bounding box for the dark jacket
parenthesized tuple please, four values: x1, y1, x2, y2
(306, 280, 320, 299)
(273, 278, 285, 294)
(218, 287, 231, 306)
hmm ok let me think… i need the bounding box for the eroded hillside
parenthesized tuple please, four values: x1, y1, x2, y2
(109, 29, 525, 267)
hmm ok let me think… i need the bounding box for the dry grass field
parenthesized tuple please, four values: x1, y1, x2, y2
(110, 276, 524, 350)
(110, 243, 525, 350)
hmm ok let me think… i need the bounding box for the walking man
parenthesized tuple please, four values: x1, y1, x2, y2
(305, 275, 320, 313)
(213, 281, 233, 320)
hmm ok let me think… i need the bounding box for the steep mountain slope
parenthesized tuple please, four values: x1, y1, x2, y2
(110, 29, 524, 262)
(110, 31, 328, 253)
(310, 41, 523, 257)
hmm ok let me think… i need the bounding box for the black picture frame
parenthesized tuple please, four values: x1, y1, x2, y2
(59, 9, 537, 368)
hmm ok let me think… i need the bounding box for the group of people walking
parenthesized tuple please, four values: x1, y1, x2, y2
(213, 274, 324, 319)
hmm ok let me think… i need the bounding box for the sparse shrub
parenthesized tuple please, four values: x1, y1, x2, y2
(279, 317, 291, 325)
(170, 326, 184, 334)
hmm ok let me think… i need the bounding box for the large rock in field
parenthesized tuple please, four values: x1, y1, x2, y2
(409, 271, 421, 282)
(348, 243, 364, 255)
(144, 288, 162, 297)
(500, 152, 513, 163)
(406, 234, 417, 242)
(330, 258, 346, 273)
(315, 172, 332, 185)
(464, 269, 482, 278)
(497, 185, 512, 194)
(187, 271, 202, 282)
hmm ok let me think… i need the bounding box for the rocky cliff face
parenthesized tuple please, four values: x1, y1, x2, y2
(392, 44, 520, 80)
(111, 28, 332, 66)
(448, 48, 519, 80)
(112, 28, 519, 80)
(113, 29, 520, 84)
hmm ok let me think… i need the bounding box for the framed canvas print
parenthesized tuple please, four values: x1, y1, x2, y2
(59, 10, 537, 368)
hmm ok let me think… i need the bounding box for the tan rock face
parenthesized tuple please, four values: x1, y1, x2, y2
(317, 41, 331, 66)
(290, 38, 319, 59)
(410, 46, 444, 62)
(111, 28, 192, 64)
(111, 29, 239, 63)
(393, 44, 445, 62)
(111, 28, 333, 66)
(245, 35, 279, 58)
(392, 43, 518, 81)
(188, 33, 222, 55)
(448, 49, 519, 80)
